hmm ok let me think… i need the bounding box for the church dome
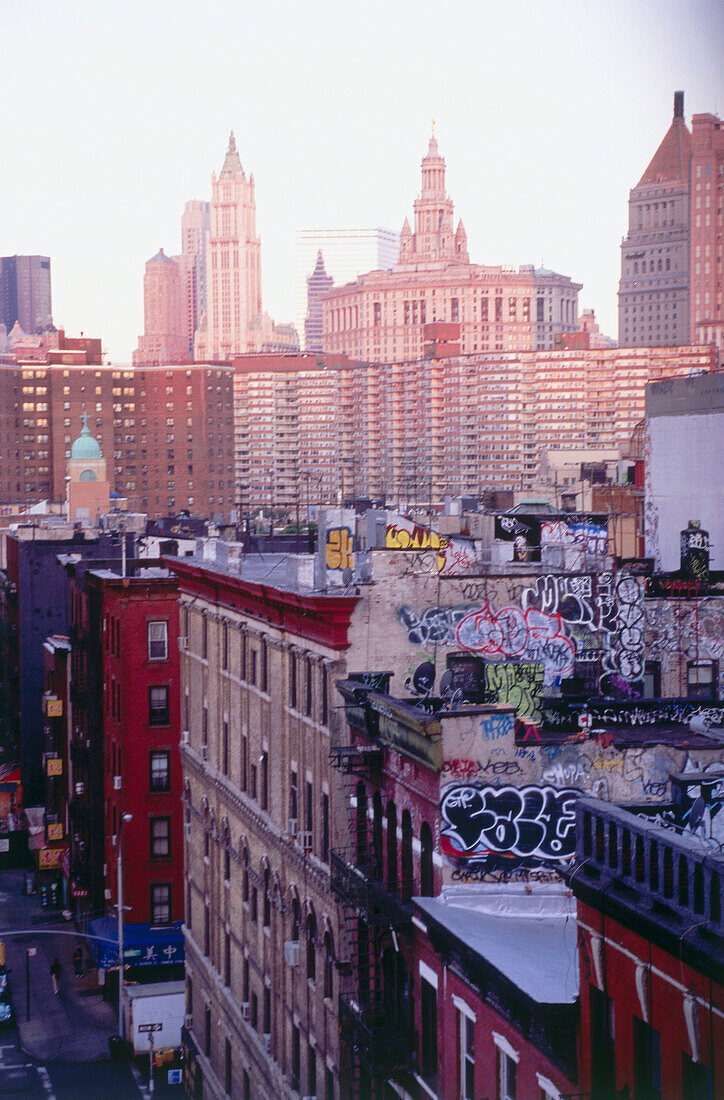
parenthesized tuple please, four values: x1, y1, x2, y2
(70, 414, 101, 460)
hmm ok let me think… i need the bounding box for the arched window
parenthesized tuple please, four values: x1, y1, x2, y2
(324, 931, 334, 999)
(401, 810, 413, 902)
(386, 801, 398, 890)
(291, 897, 300, 942)
(420, 822, 434, 897)
(356, 781, 368, 868)
(263, 867, 271, 927)
(242, 847, 249, 903)
(306, 914, 316, 981)
(372, 792, 384, 880)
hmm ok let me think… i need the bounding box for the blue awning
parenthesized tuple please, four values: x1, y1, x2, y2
(88, 917, 184, 969)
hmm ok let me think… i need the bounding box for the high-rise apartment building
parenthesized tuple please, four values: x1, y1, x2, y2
(321, 135, 581, 362)
(304, 252, 334, 352)
(0, 255, 53, 335)
(134, 249, 189, 366)
(690, 111, 724, 339)
(294, 229, 400, 349)
(618, 92, 692, 347)
(194, 134, 262, 361)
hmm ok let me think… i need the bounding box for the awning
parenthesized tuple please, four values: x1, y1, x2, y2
(88, 917, 184, 969)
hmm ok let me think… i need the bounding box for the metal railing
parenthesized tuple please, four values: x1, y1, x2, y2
(330, 849, 413, 927)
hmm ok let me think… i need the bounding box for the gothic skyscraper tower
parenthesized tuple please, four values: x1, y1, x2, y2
(195, 133, 262, 360)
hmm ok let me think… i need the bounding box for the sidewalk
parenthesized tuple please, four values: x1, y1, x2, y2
(0, 867, 117, 1062)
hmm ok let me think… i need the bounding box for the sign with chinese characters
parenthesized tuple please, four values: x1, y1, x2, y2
(46, 699, 63, 718)
(46, 758, 63, 777)
(38, 846, 66, 869)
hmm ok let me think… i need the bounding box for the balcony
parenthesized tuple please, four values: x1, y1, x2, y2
(338, 994, 416, 1079)
(330, 849, 413, 928)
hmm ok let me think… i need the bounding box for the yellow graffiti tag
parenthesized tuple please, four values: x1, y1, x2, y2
(386, 523, 449, 572)
(326, 527, 355, 570)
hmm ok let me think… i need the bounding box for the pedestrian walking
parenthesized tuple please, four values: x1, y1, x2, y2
(72, 946, 84, 978)
(50, 957, 62, 994)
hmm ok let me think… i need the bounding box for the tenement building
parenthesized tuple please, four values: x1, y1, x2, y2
(322, 132, 581, 362)
(169, 524, 724, 1098)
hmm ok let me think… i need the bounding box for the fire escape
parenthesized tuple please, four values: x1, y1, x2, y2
(329, 678, 418, 1096)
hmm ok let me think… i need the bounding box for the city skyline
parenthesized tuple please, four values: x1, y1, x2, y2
(1, 0, 721, 362)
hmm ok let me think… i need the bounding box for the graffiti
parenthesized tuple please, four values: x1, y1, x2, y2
(456, 603, 575, 685)
(484, 662, 544, 723)
(386, 519, 476, 576)
(587, 701, 724, 727)
(481, 714, 514, 742)
(541, 520, 608, 558)
(451, 866, 563, 884)
(325, 526, 355, 570)
(440, 784, 578, 869)
(398, 604, 473, 649)
(441, 758, 522, 780)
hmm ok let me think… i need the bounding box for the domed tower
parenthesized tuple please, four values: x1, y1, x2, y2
(67, 412, 110, 524)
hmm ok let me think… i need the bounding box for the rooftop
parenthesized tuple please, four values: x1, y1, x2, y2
(416, 886, 578, 1004)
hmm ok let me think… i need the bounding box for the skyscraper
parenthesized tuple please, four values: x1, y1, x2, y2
(133, 249, 188, 366)
(0, 255, 53, 334)
(194, 133, 262, 360)
(618, 92, 691, 347)
(179, 199, 210, 356)
(304, 251, 334, 352)
(294, 228, 400, 348)
(321, 133, 580, 362)
(690, 110, 724, 340)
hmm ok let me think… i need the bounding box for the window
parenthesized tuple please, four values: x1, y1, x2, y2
(263, 987, 271, 1036)
(201, 615, 208, 659)
(151, 883, 171, 925)
(307, 914, 316, 980)
(150, 751, 170, 791)
(305, 780, 313, 835)
(221, 622, 228, 670)
(148, 621, 168, 660)
(260, 752, 268, 811)
(150, 817, 171, 858)
(290, 652, 297, 708)
(321, 792, 330, 863)
(634, 1018, 662, 1100)
(305, 658, 312, 716)
(224, 931, 231, 986)
(205, 1004, 211, 1058)
(590, 986, 615, 1098)
(458, 1008, 475, 1100)
(321, 664, 328, 725)
(225, 1036, 232, 1095)
(324, 932, 334, 999)
(308, 1044, 317, 1097)
(249, 648, 257, 686)
(421, 821, 434, 896)
(643, 661, 661, 699)
(290, 769, 298, 823)
(149, 686, 170, 726)
(682, 1053, 713, 1099)
(420, 974, 438, 1082)
(263, 868, 271, 927)
(261, 638, 268, 692)
(292, 1025, 301, 1092)
(687, 661, 717, 700)
(222, 721, 229, 776)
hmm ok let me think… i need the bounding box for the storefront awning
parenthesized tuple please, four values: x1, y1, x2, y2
(87, 916, 184, 969)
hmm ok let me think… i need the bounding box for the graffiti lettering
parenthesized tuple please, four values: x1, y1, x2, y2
(398, 604, 473, 649)
(484, 662, 544, 723)
(456, 603, 575, 685)
(441, 758, 522, 780)
(440, 784, 578, 868)
(325, 526, 355, 570)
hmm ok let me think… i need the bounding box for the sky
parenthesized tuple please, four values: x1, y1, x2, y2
(1, 0, 722, 363)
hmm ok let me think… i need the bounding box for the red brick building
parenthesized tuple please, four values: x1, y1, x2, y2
(88, 565, 184, 941)
(573, 795, 722, 1099)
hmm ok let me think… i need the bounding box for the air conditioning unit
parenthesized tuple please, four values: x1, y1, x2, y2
(74, 781, 85, 796)
(181, 730, 190, 745)
(112, 775, 122, 790)
(241, 1002, 250, 1022)
(111, 835, 117, 847)
(178, 636, 188, 650)
(300, 831, 313, 852)
(184, 1014, 193, 1031)
(284, 940, 300, 967)
(103, 863, 107, 876)
(263, 1033, 272, 1055)
(287, 817, 298, 837)
(104, 888, 111, 900)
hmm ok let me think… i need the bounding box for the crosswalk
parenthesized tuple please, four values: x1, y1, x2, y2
(0, 1040, 45, 1097)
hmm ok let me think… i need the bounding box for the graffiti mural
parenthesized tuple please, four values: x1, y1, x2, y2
(440, 783, 578, 871)
(385, 516, 476, 576)
(398, 604, 473, 648)
(540, 520, 608, 558)
(456, 603, 576, 686)
(484, 663, 544, 723)
(325, 526, 355, 571)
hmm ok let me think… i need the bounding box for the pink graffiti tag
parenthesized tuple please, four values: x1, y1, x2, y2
(455, 602, 576, 683)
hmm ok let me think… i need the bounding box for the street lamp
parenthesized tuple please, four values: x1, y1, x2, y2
(117, 812, 132, 1040)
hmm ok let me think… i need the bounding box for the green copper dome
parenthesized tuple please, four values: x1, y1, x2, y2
(70, 413, 101, 460)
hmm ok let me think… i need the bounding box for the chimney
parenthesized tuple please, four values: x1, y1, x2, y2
(674, 90, 684, 119)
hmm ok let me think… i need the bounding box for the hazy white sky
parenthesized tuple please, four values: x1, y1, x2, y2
(1, 0, 721, 362)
